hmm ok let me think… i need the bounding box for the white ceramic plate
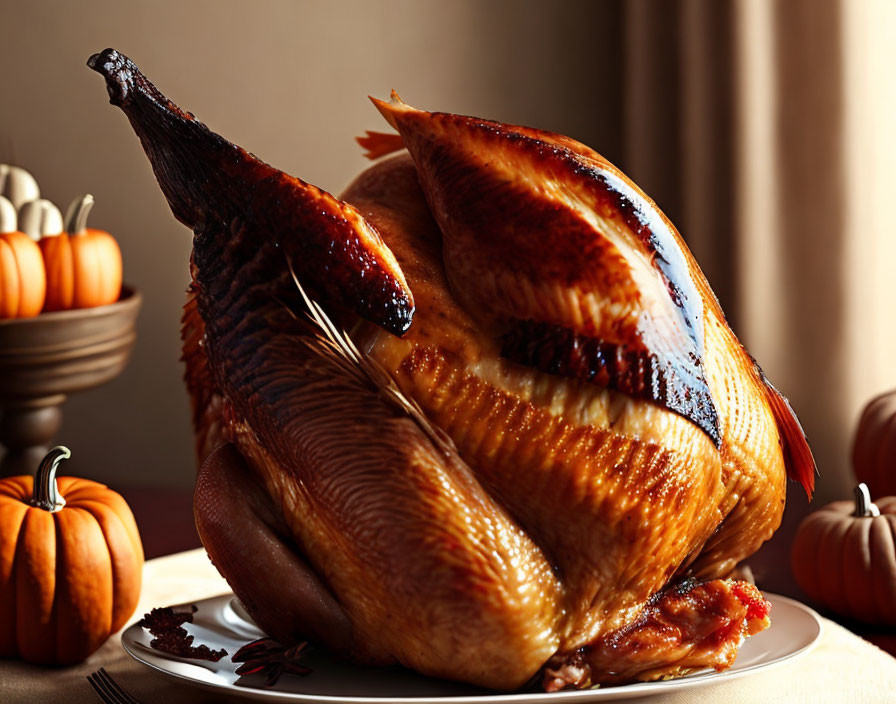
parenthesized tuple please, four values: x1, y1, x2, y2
(121, 592, 822, 702)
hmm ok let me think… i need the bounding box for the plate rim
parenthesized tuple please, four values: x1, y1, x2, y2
(120, 591, 824, 703)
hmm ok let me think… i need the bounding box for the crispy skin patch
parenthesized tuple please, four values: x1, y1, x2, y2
(542, 579, 771, 690)
(369, 94, 812, 496)
(372, 95, 719, 443)
(501, 319, 719, 442)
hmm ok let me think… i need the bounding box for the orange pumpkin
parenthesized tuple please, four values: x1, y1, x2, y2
(0, 447, 143, 664)
(0, 195, 46, 318)
(852, 390, 896, 498)
(40, 194, 122, 311)
(791, 483, 896, 625)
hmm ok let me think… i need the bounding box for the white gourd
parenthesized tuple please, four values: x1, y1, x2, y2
(0, 195, 17, 234)
(18, 199, 63, 241)
(0, 165, 40, 210)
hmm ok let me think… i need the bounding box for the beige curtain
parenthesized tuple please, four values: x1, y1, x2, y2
(624, 0, 896, 515)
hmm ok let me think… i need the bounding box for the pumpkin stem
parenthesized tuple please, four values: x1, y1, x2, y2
(853, 483, 881, 518)
(64, 194, 94, 236)
(32, 446, 71, 512)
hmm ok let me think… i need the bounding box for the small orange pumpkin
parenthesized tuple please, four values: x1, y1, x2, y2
(0, 195, 46, 318)
(40, 194, 122, 311)
(0, 447, 143, 664)
(791, 483, 896, 625)
(852, 390, 896, 498)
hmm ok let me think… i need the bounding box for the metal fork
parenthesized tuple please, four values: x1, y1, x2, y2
(87, 667, 143, 704)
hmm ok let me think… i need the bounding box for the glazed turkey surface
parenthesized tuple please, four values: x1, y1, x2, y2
(88, 49, 814, 691)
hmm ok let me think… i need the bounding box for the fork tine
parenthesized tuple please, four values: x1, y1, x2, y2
(88, 671, 123, 704)
(87, 673, 111, 703)
(86, 668, 140, 704)
(97, 668, 141, 704)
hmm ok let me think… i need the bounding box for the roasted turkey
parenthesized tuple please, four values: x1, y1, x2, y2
(88, 49, 815, 691)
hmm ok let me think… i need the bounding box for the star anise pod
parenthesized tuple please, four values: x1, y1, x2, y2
(138, 604, 227, 662)
(232, 637, 312, 688)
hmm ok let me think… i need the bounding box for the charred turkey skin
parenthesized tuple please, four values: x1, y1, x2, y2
(88, 49, 814, 691)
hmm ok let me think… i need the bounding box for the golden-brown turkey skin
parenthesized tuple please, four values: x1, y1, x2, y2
(193, 443, 355, 653)
(362, 98, 813, 584)
(185, 189, 564, 688)
(344, 156, 780, 651)
(88, 50, 815, 691)
(187, 186, 564, 688)
(370, 95, 813, 495)
(371, 98, 721, 444)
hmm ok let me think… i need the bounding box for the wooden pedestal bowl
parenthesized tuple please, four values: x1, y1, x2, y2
(0, 286, 141, 476)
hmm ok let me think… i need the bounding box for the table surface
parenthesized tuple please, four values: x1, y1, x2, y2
(2, 548, 895, 703)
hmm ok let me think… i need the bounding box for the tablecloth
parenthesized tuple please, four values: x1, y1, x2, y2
(2, 548, 894, 703)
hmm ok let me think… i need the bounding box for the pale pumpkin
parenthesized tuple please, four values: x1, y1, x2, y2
(0, 164, 40, 212)
(791, 483, 896, 625)
(0, 447, 144, 664)
(17, 199, 63, 241)
(40, 194, 122, 311)
(852, 390, 896, 499)
(0, 195, 46, 318)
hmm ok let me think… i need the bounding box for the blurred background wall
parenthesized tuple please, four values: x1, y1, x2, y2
(1, 0, 894, 533)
